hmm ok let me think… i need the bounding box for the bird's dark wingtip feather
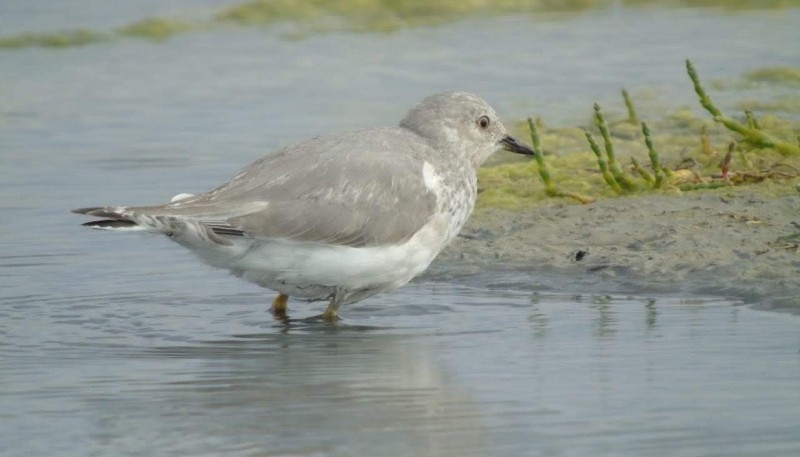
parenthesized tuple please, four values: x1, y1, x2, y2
(210, 227, 246, 237)
(82, 219, 137, 229)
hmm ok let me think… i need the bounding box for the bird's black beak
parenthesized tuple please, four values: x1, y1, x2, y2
(500, 135, 535, 156)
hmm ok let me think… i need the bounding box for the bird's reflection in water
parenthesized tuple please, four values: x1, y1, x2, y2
(88, 329, 488, 457)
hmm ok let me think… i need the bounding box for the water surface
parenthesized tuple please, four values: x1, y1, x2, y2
(3, 278, 800, 456)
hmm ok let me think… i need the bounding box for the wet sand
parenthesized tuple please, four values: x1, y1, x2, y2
(434, 186, 800, 312)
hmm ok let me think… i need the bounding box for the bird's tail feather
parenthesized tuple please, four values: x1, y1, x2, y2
(81, 219, 144, 231)
(72, 206, 140, 231)
(73, 205, 232, 245)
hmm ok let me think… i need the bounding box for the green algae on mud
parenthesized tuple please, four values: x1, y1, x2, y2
(0, 29, 111, 48)
(0, 0, 602, 49)
(736, 98, 800, 114)
(687, 60, 800, 157)
(6, 0, 800, 49)
(215, 0, 601, 31)
(476, 82, 800, 211)
(700, 66, 800, 114)
(744, 67, 800, 87)
(0, 18, 199, 48)
(622, 0, 800, 9)
(117, 18, 199, 41)
(478, 119, 800, 210)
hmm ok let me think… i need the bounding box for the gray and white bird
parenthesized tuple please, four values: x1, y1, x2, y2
(74, 92, 534, 321)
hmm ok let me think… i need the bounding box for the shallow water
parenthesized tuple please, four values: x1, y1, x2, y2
(3, 277, 800, 456)
(2, 3, 800, 456)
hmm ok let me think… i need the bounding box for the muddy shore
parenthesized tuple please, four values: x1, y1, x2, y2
(430, 186, 800, 312)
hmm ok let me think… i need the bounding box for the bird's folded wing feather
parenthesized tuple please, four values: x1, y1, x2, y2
(139, 128, 439, 247)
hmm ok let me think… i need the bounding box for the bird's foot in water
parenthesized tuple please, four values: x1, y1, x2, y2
(321, 305, 339, 323)
(270, 293, 289, 322)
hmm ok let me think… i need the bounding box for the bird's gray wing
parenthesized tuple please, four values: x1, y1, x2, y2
(152, 128, 439, 247)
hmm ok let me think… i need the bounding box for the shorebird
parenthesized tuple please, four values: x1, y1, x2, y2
(74, 92, 534, 321)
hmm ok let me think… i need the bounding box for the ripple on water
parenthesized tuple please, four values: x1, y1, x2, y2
(2, 277, 800, 457)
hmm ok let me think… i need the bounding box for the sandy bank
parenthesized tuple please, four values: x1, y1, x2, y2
(432, 186, 800, 312)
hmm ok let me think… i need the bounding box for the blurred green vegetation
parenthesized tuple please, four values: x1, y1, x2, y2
(1, 4, 797, 211)
(2, 0, 799, 49)
(476, 61, 800, 210)
(478, 110, 800, 209)
(116, 18, 198, 41)
(623, 0, 800, 8)
(0, 29, 109, 48)
(744, 67, 800, 87)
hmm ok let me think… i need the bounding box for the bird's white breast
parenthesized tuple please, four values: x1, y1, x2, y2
(183, 160, 474, 303)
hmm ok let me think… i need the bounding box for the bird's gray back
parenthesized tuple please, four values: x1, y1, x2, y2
(145, 127, 444, 247)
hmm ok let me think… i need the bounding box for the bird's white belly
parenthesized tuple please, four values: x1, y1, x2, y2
(189, 212, 453, 302)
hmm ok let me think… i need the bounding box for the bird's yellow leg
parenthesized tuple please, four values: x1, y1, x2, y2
(271, 293, 288, 317)
(321, 304, 339, 322)
(321, 291, 344, 323)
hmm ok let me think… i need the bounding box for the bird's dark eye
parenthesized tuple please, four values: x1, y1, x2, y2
(477, 115, 490, 129)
